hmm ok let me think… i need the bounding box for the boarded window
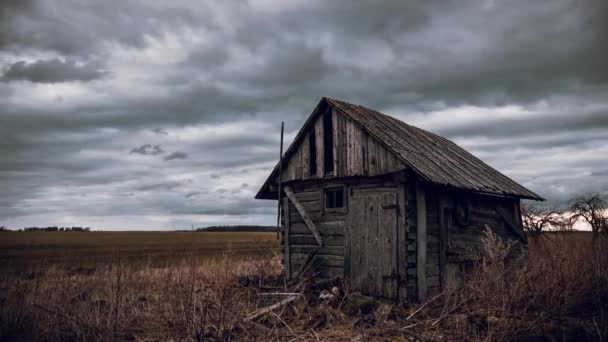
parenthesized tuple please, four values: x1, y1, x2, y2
(324, 188, 344, 209)
(309, 132, 317, 176)
(323, 110, 334, 173)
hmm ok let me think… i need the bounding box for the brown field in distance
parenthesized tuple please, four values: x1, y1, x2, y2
(0, 231, 278, 273)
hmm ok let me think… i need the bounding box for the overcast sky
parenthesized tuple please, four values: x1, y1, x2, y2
(1, 0, 607, 230)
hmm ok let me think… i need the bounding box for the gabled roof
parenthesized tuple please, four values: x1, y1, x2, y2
(256, 97, 543, 201)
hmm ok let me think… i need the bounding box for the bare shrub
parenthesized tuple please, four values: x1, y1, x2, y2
(521, 203, 572, 241)
(408, 229, 608, 341)
(569, 193, 608, 240)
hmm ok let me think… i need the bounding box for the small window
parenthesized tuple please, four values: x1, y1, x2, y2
(309, 132, 317, 176)
(324, 187, 345, 210)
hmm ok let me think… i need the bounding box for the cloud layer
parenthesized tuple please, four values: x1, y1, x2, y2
(0, 0, 607, 229)
(1, 59, 106, 83)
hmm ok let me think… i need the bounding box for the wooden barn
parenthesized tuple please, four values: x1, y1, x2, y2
(255, 97, 543, 302)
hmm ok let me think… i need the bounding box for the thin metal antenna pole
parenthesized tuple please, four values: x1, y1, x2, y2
(276, 122, 284, 240)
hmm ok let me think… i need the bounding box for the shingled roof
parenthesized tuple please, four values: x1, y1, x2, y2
(257, 97, 543, 201)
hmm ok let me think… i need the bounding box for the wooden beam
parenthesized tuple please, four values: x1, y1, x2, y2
(438, 195, 448, 291)
(416, 182, 427, 302)
(244, 294, 300, 321)
(344, 189, 352, 281)
(397, 180, 408, 301)
(284, 197, 291, 280)
(277, 122, 284, 240)
(284, 185, 323, 246)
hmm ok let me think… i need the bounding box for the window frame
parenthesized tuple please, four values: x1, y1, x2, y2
(323, 186, 347, 213)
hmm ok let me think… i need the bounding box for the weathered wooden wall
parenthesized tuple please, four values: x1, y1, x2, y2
(424, 189, 442, 296)
(281, 175, 408, 293)
(403, 181, 524, 301)
(282, 181, 347, 280)
(281, 108, 405, 182)
(423, 188, 524, 292)
(281, 173, 524, 302)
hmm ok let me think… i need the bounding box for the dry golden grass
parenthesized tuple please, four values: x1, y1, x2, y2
(1, 231, 607, 341)
(1, 231, 282, 341)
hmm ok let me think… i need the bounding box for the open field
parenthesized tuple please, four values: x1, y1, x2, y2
(1, 231, 607, 341)
(0, 231, 279, 274)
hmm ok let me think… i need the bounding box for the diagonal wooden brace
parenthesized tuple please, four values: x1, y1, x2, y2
(283, 186, 323, 246)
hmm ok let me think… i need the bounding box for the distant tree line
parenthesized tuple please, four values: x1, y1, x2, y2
(522, 193, 608, 241)
(195, 225, 276, 232)
(8, 226, 93, 232)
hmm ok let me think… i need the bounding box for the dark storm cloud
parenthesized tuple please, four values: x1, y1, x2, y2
(130, 144, 164, 156)
(163, 151, 188, 161)
(428, 105, 608, 141)
(153, 128, 169, 136)
(185, 191, 205, 198)
(1, 0, 607, 229)
(0, 0, 205, 56)
(1, 59, 106, 83)
(592, 170, 608, 177)
(134, 180, 185, 192)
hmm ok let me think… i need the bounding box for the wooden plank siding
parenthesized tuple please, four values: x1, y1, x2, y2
(424, 188, 442, 296)
(278, 108, 405, 184)
(315, 116, 324, 177)
(419, 186, 525, 291)
(302, 132, 310, 179)
(280, 169, 526, 302)
(284, 197, 291, 279)
(282, 175, 409, 284)
(284, 186, 323, 246)
(405, 179, 418, 302)
(416, 182, 427, 302)
(284, 184, 346, 279)
(325, 98, 542, 201)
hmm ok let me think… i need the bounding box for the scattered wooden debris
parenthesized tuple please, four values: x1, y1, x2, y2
(245, 293, 301, 321)
(374, 303, 393, 324)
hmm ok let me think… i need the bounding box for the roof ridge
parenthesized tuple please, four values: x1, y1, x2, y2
(324, 97, 542, 200)
(256, 97, 543, 201)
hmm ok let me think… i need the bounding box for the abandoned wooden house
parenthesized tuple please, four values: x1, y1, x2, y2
(255, 97, 543, 302)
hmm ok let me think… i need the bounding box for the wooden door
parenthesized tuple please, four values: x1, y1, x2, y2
(348, 189, 399, 299)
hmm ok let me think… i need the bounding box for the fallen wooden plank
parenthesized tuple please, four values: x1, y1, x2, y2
(245, 294, 300, 321)
(284, 186, 323, 246)
(375, 303, 393, 323)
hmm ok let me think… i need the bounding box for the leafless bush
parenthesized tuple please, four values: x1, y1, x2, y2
(404, 228, 608, 341)
(569, 193, 608, 240)
(521, 203, 572, 240)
